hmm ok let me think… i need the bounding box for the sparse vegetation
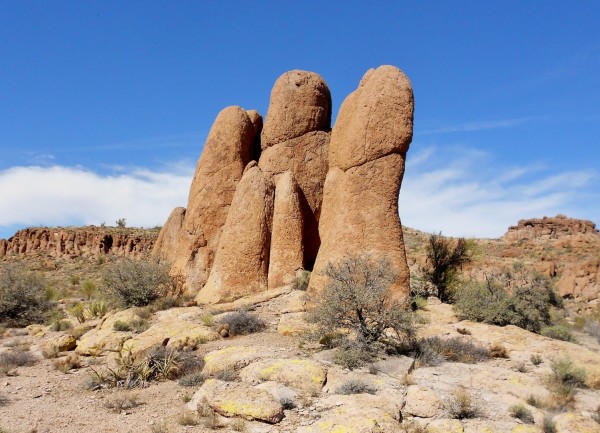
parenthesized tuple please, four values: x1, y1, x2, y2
(53, 353, 82, 373)
(213, 366, 239, 382)
(446, 387, 480, 419)
(101, 259, 172, 307)
(543, 414, 557, 433)
(112, 317, 149, 334)
(230, 418, 247, 432)
(178, 372, 205, 387)
(0, 264, 52, 327)
(546, 356, 587, 409)
(103, 392, 141, 412)
(307, 255, 417, 368)
(69, 303, 86, 323)
(531, 354, 543, 366)
(540, 325, 577, 342)
(291, 270, 311, 291)
(414, 336, 490, 367)
(422, 233, 470, 302)
(80, 279, 97, 300)
(0, 350, 37, 376)
(490, 342, 509, 358)
(335, 379, 377, 395)
(86, 300, 108, 318)
(526, 394, 545, 408)
(176, 410, 199, 426)
(509, 404, 534, 423)
(217, 309, 265, 336)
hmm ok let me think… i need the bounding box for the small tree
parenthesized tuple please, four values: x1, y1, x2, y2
(308, 255, 416, 350)
(0, 264, 52, 327)
(101, 259, 172, 307)
(423, 233, 470, 302)
(115, 218, 127, 228)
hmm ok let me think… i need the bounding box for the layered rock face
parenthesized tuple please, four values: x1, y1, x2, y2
(0, 227, 156, 258)
(309, 65, 414, 296)
(155, 66, 413, 303)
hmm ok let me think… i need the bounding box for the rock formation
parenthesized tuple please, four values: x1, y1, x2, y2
(503, 214, 599, 243)
(196, 163, 274, 304)
(309, 65, 414, 297)
(155, 106, 259, 290)
(0, 226, 156, 258)
(154, 65, 413, 303)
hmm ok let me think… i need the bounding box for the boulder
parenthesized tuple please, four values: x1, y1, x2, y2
(239, 358, 327, 394)
(187, 378, 284, 423)
(202, 346, 264, 377)
(553, 412, 600, 433)
(403, 385, 444, 418)
(151, 207, 185, 262)
(427, 419, 464, 433)
(309, 66, 413, 297)
(261, 70, 331, 149)
(196, 163, 274, 304)
(45, 333, 76, 352)
(268, 172, 305, 288)
(167, 106, 258, 291)
(277, 312, 314, 337)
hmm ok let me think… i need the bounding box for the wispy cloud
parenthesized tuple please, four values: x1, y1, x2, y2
(420, 117, 537, 135)
(400, 146, 599, 238)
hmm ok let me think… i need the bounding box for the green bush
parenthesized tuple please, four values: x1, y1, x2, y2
(454, 276, 560, 333)
(509, 404, 534, 424)
(307, 255, 416, 348)
(0, 264, 52, 327)
(422, 233, 470, 303)
(540, 325, 577, 342)
(101, 259, 172, 307)
(291, 270, 311, 291)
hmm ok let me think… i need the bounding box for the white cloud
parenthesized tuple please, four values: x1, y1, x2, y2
(0, 147, 598, 240)
(420, 117, 536, 134)
(0, 164, 194, 235)
(400, 146, 599, 238)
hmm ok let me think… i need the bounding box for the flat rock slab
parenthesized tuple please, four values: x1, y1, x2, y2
(371, 355, 414, 379)
(426, 419, 464, 433)
(187, 378, 284, 424)
(123, 319, 219, 356)
(403, 385, 443, 418)
(44, 333, 76, 352)
(75, 328, 132, 356)
(240, 358, 327, 394)
(298, 394, 400, 433)
(203, 346, 264, 376)
(553, 412, 600, 433)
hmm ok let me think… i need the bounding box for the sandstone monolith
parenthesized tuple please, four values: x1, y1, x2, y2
(260, 70, 331, 149)
(152, 207, 185, 262)
(196, 163, 274, 304)
(161, 106, 258, 291)
(310, 65, 414, 297)
(268, 171, 304, 288)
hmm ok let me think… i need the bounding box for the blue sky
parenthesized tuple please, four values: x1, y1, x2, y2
(1, 1, 599, 239)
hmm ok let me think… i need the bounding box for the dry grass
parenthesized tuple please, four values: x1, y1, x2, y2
(490, 342, 509, 358)
(446, 387, 481, 419)
(53, 353, 82, 373)
(103, 392, 141, 412)
(0, 350, 37, 376)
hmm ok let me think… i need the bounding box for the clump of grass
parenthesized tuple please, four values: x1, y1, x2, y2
(217, 309, 265, 336)
(414, 336, 490, 367)
(335, 379, 377, 395)
(291, 270, 311, 291)
(230, 418, 247, 431)
(446, 387, 480, 419)
(178, 372, 205, 387)
(526, 394, 545, 408)
(542, 414, 557, 433)
(176, 410, 199, 426)
(515, 362, 528, 373)
(530, 354, 543, 366)
(213, 366, 238, 382)
(103, 392, 141, 412)
(540, 325, 577, 343)
(112, 317, 149, 334)
(490, 342, 509, 358)
(86, 300, 108, 318)
(200, 313, 214, 326)
(80, 279, 97, 300)
(0, 350, 37, 376)
(509, 404, 534, 424)
(68, 303, 86, 323)
(150, 421, 171, 433)
(53, 353, 82, 373)
(546, 357, 587, 409)
(49, 318, 73, 332)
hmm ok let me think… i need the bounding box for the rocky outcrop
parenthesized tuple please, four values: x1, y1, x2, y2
(159, 106, 259, 291)
(0, 226, 157, 259)
(151, 207, 185, 262)
(309, 65, 414, 297)
(268, 172, 304, 289)
(196, 164, 274, 304)
(504, 215, 599, 243)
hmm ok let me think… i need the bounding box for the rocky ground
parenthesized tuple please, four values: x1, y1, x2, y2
(1, 286, 599, 433)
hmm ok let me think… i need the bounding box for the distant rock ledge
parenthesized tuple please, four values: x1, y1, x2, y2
(503, 214, 599, 243)
(0, 226, 159, 258)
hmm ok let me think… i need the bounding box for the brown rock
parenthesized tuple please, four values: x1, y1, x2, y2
(329, 65, 414, 170)
(196, 164, 274, 304)
(503, 215, 600, 243)
(268, 172, 304, 288)
(151, 207, 185, 262)
(310, 153, 411, 296)
(168, 106, 258, 291)
(261, 70, 331, 149)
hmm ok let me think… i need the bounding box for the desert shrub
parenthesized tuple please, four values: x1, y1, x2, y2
(335, 379, 377, 395)
(490, 342, 510, 358)
(546, 357, 587, 409)
(150, 421, 171, 433)
(230, 418, 247, 432)
(307, 255, 416, 354)
(509, 404, 534, 424)
(53, 353, 82, 373)
(50, 318, 73, 332)
(530, 354, 543, 366)
(0, 350, 37, 375)
(592, 405, 600, 424)
(200, 313, 214, 326)
(213, 366, 239, 382)
(103, 392, 140, 412)
(178, 372, 205, 387)
(86, 300, 108, 318)
(454, 275, 559, 333)
(69, 303, 86, 323)
(333, 338, 376, 369)
(446, 387, 480, 419)
(540, 325, 576, 342)
(101, 259, 172, 307)
(291, 270, 311, 291)
(176, 410, 199, 426)
(584, 320, 600, 343)
(414, 337, 490, 367)
(526, 394, 545, 408)
(0, 264, 52, 327)
(80, 279, 97, 300)
(543, 414, 557, 433)
(218, 310, 265, 336)
(113, 318, 149, 334)
(422, 233, 470, 303)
